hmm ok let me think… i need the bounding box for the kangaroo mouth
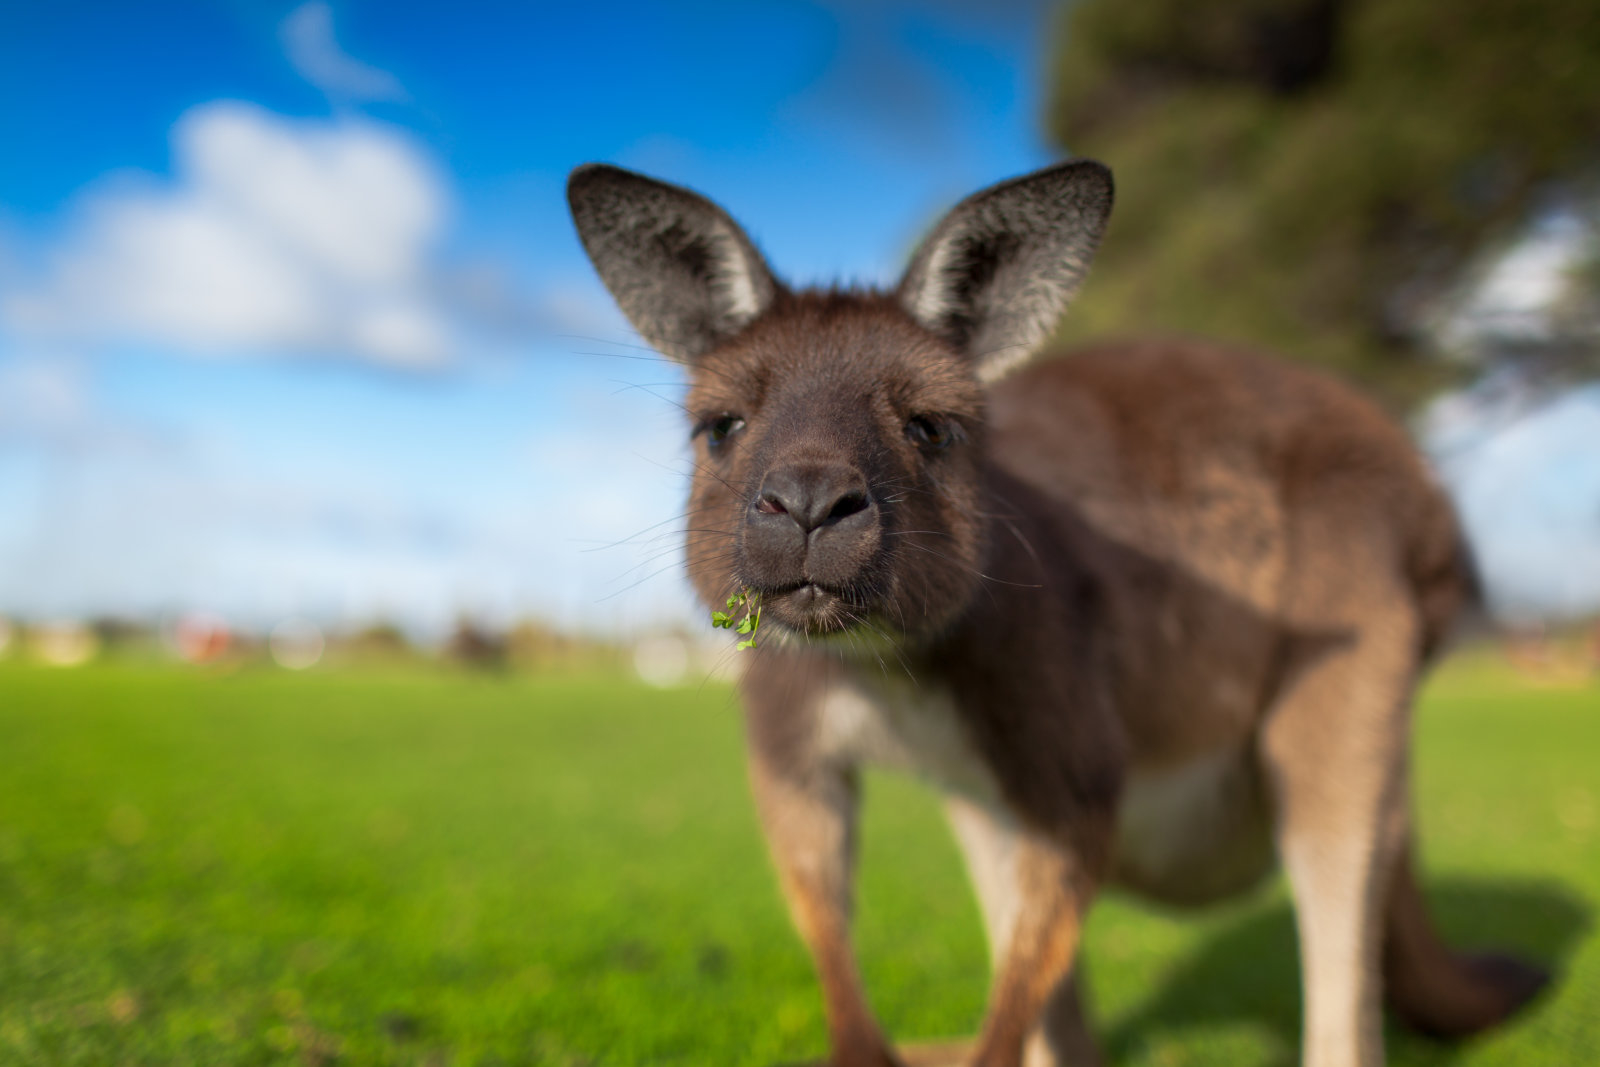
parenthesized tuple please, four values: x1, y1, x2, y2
(757, 581, 866, 636)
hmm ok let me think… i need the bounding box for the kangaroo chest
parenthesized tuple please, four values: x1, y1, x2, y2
(814, 676, 1001, 803)
(812, 672, 1276, 906)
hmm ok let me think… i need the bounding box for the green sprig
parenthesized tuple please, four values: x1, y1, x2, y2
(710, 589, 762, 650)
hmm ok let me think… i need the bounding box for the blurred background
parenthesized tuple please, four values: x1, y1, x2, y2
(1, 3, 1597, 1066)
(2, 0, 1597, 670)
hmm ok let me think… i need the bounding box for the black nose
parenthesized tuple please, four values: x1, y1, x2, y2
(754, 464, 871, 533)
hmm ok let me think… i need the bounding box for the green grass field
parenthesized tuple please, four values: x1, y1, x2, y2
(0, 658, 1594, 1066)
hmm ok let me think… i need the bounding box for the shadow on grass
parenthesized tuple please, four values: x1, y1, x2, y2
(1101, 879, 1591, 1066)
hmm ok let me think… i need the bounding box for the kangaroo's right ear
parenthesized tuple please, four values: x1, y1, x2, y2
(567, 164, 780, 362)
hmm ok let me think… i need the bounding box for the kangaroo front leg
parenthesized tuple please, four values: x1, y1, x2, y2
(967, 833, 1096, 1067)
(947, 797, 1102, 1067)
(749, 752, 899, 1067)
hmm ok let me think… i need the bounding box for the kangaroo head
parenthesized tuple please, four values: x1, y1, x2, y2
(568, 161, 1113, 643)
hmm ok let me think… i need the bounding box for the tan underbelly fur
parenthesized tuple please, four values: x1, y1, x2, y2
(1110, 743, 1277, 907)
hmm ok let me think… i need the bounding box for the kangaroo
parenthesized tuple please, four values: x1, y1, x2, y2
(566, 160, 1549, 1067)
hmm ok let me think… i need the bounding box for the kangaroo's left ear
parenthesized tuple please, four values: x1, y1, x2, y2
(897, 160, 1113, 383)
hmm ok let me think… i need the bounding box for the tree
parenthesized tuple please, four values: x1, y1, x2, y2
(1045, 0, 1600, 406)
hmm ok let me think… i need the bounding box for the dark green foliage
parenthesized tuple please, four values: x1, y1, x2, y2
(1046, 0, 1600, 404)
(0, 660, 1594, 1064)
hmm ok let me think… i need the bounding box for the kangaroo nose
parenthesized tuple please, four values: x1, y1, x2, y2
(755, 464, 871, 533)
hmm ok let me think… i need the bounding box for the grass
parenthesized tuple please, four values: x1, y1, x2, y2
(0, 656, 1594, 1066)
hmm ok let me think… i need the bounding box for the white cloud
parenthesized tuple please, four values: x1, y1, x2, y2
(1437, 207, 1595, 350)
(0, 357, 89, 439)
(2, 102, 454, 366)
(0, 438, 700, 639)
(280, 2, 406, 103)
(1425, 384, 1600, 622)
(0, 360, 703, 638)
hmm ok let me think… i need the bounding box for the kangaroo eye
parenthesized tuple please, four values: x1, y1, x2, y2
(705, 415, 746, 448)
(906, 415, 953, 452)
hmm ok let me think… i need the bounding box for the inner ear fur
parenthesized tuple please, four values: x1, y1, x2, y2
(897, 159, 1114, 383)
(567, 163, 781, 362)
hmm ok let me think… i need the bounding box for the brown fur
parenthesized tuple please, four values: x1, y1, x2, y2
(715, 323, 1542, 1067)
(568, 163, 1549, 1067)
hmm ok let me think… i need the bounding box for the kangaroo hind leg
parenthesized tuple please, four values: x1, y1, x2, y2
(1261, 573, 1422, 1067)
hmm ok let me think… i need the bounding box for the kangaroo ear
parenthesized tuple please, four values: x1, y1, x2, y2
(567, 164, 780, 362)
(898, 160, 1113, 382)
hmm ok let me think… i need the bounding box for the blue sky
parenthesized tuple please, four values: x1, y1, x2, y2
(0, 0, 1062, 636)
(0, 0, 1595, 637)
